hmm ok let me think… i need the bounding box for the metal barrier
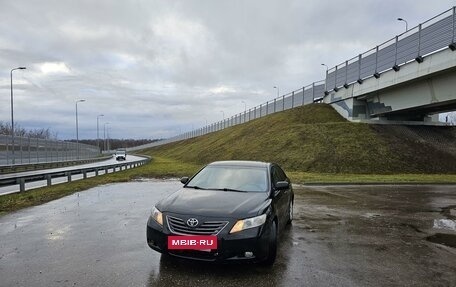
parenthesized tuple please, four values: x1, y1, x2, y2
(118, 6, 456, 153)
(325, 6, 456, 92)
(0, 134, 99, 166)
(129, 81, 326, 151)
(0, 156, 150, 193)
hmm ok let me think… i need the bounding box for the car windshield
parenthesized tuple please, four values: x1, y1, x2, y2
(186, 165, 268, 193)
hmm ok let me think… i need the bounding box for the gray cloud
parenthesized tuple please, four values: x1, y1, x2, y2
(1, 0, 454, 139)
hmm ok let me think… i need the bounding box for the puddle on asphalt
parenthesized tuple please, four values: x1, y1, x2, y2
(426, 233, 456, 248)
(362, 213, 381, 219)
(433, 219, 456, 231)
(428, 218, 456, 248)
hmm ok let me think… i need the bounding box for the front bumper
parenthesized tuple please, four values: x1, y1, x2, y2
(146, 216, 271, 262)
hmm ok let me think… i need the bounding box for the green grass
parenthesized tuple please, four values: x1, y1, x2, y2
(2, 103, 456, 215)
(288, 171, 456, 184)
(143, 104, 456, 174)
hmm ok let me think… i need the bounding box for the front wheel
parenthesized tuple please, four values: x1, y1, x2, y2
(262, 221, 277, 266)
(287, 200, 293, 225)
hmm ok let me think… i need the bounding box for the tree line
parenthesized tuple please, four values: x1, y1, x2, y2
(0, 121, 58, 139)
(1, 121, 159, 149)
(76, 138, 159, 150)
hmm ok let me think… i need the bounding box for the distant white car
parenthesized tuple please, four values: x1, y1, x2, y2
(115, 149, 127, 161)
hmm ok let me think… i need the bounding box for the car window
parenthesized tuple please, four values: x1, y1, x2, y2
(276, 166, 287, 181)
(187, 166, 268, 192)
(271, 165, 287, 186)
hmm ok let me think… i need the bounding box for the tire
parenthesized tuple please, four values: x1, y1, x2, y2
(262, 221, 277, 266)
(287, 200, 293, 225)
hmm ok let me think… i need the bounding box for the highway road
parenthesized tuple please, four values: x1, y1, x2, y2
(0, 155, 146, 196)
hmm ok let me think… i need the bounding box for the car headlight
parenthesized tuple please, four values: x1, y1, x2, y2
(151, 206, 163, 226)
(230, 214, 267, 234)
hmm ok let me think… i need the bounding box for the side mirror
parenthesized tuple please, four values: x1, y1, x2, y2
(275, 181, 289, 190)
(180, 177, 189, 184)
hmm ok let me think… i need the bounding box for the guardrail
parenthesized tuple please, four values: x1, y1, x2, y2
(0, 155, 113, 174)
(0, 156, 150, 194)
(0, 134, 100, 166)
(325, 6, 456, 93)
(130, 6, 456, 153)
(128, 81, 325, 151)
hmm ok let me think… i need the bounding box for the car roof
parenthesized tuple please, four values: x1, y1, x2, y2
(208, 160, 270, 168)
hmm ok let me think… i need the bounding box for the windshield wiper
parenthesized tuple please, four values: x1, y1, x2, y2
(185, 185, 206, 190)
(212, 188, 247, 192)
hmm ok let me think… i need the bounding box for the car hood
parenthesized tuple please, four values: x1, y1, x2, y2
(157, 188, 270, 218)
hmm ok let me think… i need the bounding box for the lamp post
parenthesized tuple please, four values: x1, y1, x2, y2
(10, 67, 26, 164)
(97, 114, 104, 153)
(397, 17, 408, 32)
(103, 122, 110, 151)
(321, 63, 329, 73)
(321, 64, 329, 93)
(273, 86, 279, 98)
(75, 99, 85, 159)
(107, 126, 111, 151)
(241, 101, 247, 123)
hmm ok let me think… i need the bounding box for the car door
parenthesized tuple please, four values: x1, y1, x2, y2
(271, 165, 290, 229)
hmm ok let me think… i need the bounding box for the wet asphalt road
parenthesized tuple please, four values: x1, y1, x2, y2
(1, 181, 456, 287)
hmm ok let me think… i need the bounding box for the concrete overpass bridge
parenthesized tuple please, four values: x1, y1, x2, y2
(130, 6, 456, 151)
(323, 7, 456, 123)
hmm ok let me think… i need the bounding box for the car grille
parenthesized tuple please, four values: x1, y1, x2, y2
(166, 216, 229, 235)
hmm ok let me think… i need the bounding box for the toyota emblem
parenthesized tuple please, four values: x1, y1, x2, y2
(186, 218, 199, 227)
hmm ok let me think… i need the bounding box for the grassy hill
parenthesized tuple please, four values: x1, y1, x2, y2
(2, 104, 456, 215)
(143, 104, 456, 174)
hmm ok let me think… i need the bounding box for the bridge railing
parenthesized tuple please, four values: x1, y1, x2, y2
(170, 81, 325, 141)
(129, 6, 456, 152)
(0, 134, 100, 166)
(326, 7, 456, 92)
(128, 81, 325, 151)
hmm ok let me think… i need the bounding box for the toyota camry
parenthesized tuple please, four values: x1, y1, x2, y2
(146, 160, 293, 265)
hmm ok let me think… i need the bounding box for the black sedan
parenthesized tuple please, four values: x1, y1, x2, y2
(146, 160, 293, 265)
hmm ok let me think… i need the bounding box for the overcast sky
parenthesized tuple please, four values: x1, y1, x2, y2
(0, 0, 454, 139)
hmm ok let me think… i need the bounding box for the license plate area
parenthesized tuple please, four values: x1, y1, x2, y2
(168, 235, 218, 250)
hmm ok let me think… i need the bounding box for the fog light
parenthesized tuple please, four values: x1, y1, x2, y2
(245, 252, 253, 258)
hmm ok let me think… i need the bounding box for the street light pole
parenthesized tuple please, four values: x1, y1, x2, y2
(321, 63, 329, 73)
(241, 101, 247, 123)
(321, 64, 329, 92)
(10, 67, 26, 164)
(104, 122, 110, 151)
(75, 99, 85, 159)
(241, 101, 247, 113)
(97, 114, 104, 153)
(107, 126, 111, 151)
(397, 18, 408, 32)
(273, 86, 279, 98)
